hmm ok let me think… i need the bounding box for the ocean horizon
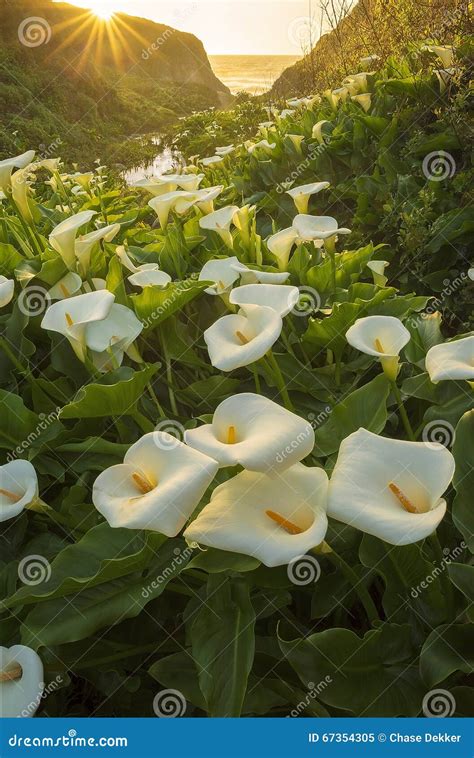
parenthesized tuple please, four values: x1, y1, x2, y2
(209, 54, 301, 95)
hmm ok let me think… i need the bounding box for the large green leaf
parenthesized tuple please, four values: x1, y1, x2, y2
(59, 364, 159, 419)
(452, 411, 474, 551)
(304, 302, 361, 358)
(0, 390, 39, 452)
(420, 624, 474, 688)
(280, 623, 424, 716)
(314, 374, 390, 455)
(131, 278, 208, 330)
(188, 576, 255, 716)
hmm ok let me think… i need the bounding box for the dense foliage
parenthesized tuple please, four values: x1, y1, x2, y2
(0, 41, 472, 718)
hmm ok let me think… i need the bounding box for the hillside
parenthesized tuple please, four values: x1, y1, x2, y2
(271, 0, 470, 97)
(0, 0, 230, 167)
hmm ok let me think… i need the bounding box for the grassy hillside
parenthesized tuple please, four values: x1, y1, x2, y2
(271, 0, 471, 97)
(0, 0, 230, 168)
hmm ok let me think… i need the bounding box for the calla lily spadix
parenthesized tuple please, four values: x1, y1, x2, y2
(204, 303, 282, 372)
(425, 335, 474, 383)
(267, 227, 299, 271)
(49, 210, 96, 270)
(293, 215, 351, 246)
(185, 392, 314, 472)
(48, 271, 83, 300)
(229, 284, 299, 318)
(312, 120, 330, 143)
(41, 290, 115, 362)
(0, 276, 15, 307)
(199, 205, 240, 249)
(92, 432, 218, 536)
(148, 191, 197, 229)
(128, 266, 172, 289)
(0, 645, 44, 718)
(0, 460, 38, 523)
(327, 428, 455, 545)
(346, 315, 410, 380)
(286, 181, 330, 214)
(0, 150, 35, 193)
(184, 463, 328, 567)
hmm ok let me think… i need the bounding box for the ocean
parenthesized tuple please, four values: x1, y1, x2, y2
(209, 55, 301, 95)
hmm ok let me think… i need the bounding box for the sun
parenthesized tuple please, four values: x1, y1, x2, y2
(89, 1, 116, 20)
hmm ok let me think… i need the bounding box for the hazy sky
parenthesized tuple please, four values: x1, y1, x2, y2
(64, 0, 322, 54)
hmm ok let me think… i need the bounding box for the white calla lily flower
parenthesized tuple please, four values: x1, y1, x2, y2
(199, 205, 240, 249)
(425, 336, 474, 383)
(351, 93, 372, 112)
(287, 134, 305, 153)
(293, 215, 351, 244)
(48, 272, 83, 300)
(92, 432, 218, 536)
(343, 72, 373, 95)
(174, 173, 204, 191)
(199, 256, 247, 295)
(49, 211, 97, 270)
(422, 44, 455, 68)
(184, 464, 328, 567)
(67, 172, 93, 191)
(41, 290, 115, 361)
(0, 276, 15, 307)
(179, 186, 223, 215)
(286, 181, 330, 214)
(10, 165, 36, 224)
(200, 155, 224, 167)
(247, 140, 276, 155)
(267, 227, 299, 271)
(229, 284, 299, 317)
(131, 176, 178, 197)
(239, 269, 290, 285)
(360, 54, 380, 67)
(346, 315, 410, 380)
(312, 120, 330, 143)
(127, 265, 171, 289)
(85, 303, 143, 356)
(75, 224, 120, 272)
(215, 145, 235, 156)
(0, 460, 38, 523)
(0, 150, 35, 193)
(185, 393, 314, 472)
(434, 68, 456, 92)
(148, 191, 196, 229)
(367, 260, 389, 287)
(327, 428, 455, 545)
(0, 645, 44, 718)
(204, 303, 282, 372)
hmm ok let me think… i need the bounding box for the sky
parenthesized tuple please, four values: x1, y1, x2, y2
(61, 0, 323, 55)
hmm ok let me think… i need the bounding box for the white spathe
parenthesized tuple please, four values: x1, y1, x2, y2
(128, 265, 172, 289)
(199, 205, 240, 249)
(346, 315, 410, 358)
(0, 150, 35, 193)
(267, 227, 299, 271)
(425, 336, 474, 383)
(185, 392, 314, 472)
(422, 45, 455, 68)
(229, 283, 299, 317)
(293, 215, 351, 242)
(75, 224, 120, 272)
(286, 181, 330, 214)
(0, 645, 44, 718)
(184, 464, 328, 567)
(92, 432, 218, 536)
(148, 191, 196, 229)
(49, 211, 97, 269)
(351, 93, 372, 112)
(0, 460, 38, 523)
(312, 120, 330, 143)
(367, 260, 389, 287)
(200, 155, 225, 167)
(48, 272, 83, 300)
(131, 177, 178, 197)
(0, 276, 15, 307)
(204, 303, 282, 372)
(327, 428, 455, 545)
(199, 256, 247, 295)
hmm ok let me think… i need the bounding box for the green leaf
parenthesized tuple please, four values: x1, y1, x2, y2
(0, 391, 39, 453)
(452, 411, 474, 551)
(448, 563, 474, 621)
(304, 302, 361, 358)
(187, 548, 260, 574)
(420, 624, 474, 688)
(314, 375, 390, 455)
(5, 524, 167, 608)
(131, 278, 208, 330)
(106, 255, 129, 307)
(59, 364, 159, 418)
(280, 623, 424, 716)
(188, 576, 255, 716)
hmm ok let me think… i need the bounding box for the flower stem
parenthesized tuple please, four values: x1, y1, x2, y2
(251, 364, 261, 394)
(428, 533, 454, 618)
(0, 338, 32, 380)
(265, 349, 293, 411)
(26, 498, 86, 534)
(322, 548, 379, 624)
(391, 381, 415, 441)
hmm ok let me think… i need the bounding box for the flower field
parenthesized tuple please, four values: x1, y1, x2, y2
(0, 41, 472, 719)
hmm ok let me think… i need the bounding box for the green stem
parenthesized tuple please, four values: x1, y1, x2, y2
(160, 330, 178, 415)
(147, 382, 165, 416)
(428, 533, 454, 618)
(265, 349, 293, 411)
(26, 498, 86, 534)
(134, 410, 154, 434)
(391, 381, 415, 441)
(0, 338, 31, 380)
(251, 364, 261, 394)
(323, 548, 379, 624)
